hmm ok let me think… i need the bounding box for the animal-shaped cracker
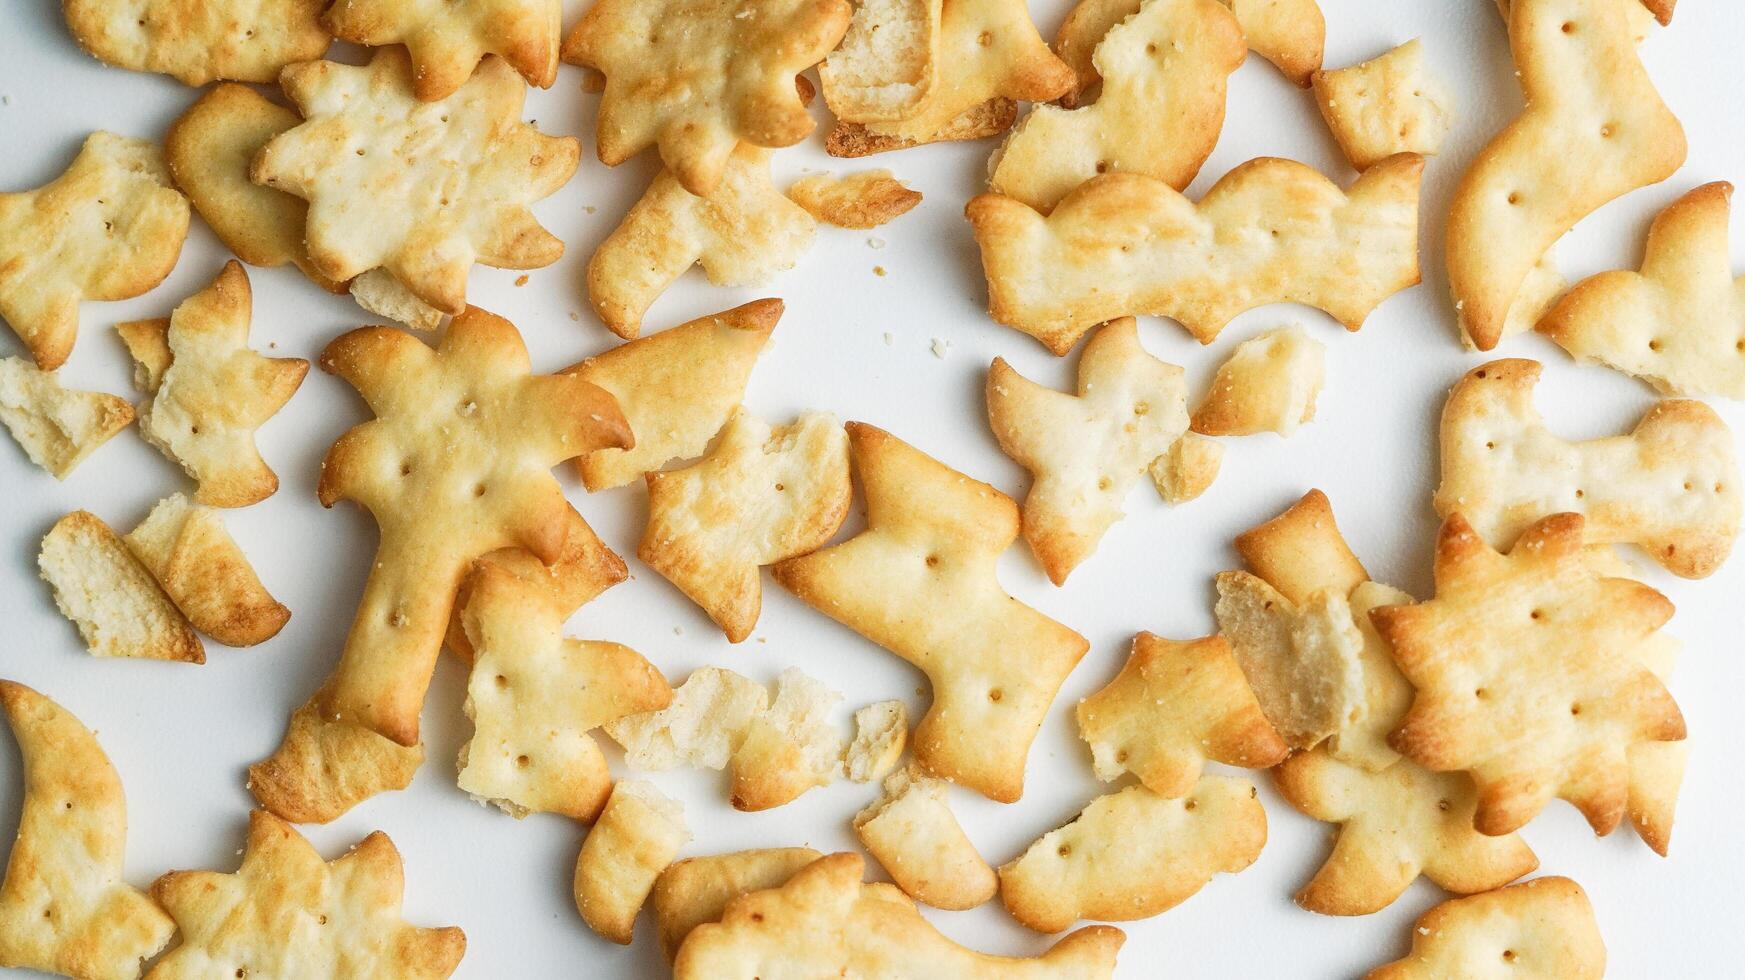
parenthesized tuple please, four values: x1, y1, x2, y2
(254, 48, 578, 315)
(1365, 877, 1605, 980)
(125, 493, 289, 647)
(1539, 182, 1745, 399)
(987, 318, 1190, 583)
(588, 147, 813, 339)
(844, 700, 908, 782)
(1446, 0, 1684, 351)
(0, 132, 189, 370)
(999, 778, 1266, 932)
(730, 668, 844, 811)
(1077, 633, 1288, 797)
(966, 154, 1423, 354)
(1373, 512, 1684, 836)
(1435, 359, 1741, 578)
(787, 170, 922, 228)
(643, 410, 850, 641)
(651, 848, 822, 962)
(672, 852, 1125, 978)
(1312, 40, 1454, 172)
(148, 810, 466, 978)
(1213, 571, 1364, 750)
(40, 510, 203, 664)
(854, 766, 997, 910)
(606, 666, 770, 771)
(1055, 0, 1325, 102)
(0, 356, 133, 478)
(63, 0, 330, 85)
(325, 0, 560, 100)
(574, 780, 690, 945)
(773, 424, 1091, 802)
(0, 681, 175, 980)
(1191, 326, 1325, 437)
(563, 0, 848, 194)
(989, 0, 1244, 213)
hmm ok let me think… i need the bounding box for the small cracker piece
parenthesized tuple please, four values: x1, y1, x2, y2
(39, 511, 204, 664)
(999, 778, 1266, 933)
(1435, 358, 1741, 578)
(0, 132, 189, 370)
(826, 100, 1021, 158)
(0, 681, 175, 980)
(0, 355, 133, 478)
(349, 269, 447, 331)
(816, 0, 940, 124)
(787, 170, 922, 228)
(247, 699, 424, 825)
(124, 493, 289, 647)
(1056, 0, 1325, 104)
(854, 766, 996, 910)
(325, 0, 560, 101)
(651, 848, 822, 963)
(1312, 39, 1454, 172)
(149, 810, 466, 978)
(1149, 432, 1221, 503)
(62, 0, 329, 86)
(574, 780, 691, 945)
(729, 667, 844, 811)
(1365, 876, 1605, 980)
(966, 154, 1423, 354)
(1190, 326, 1325, 437)
(1213, 571, 1364, 751)
(606, 666, 771, 771)
(844, 700, 908, 782)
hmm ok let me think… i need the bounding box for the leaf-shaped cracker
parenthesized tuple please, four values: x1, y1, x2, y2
(0, 682, 175, 980)
(563, 0, 849, 195)
(999, 778, 1266, 933)
(1365, 876, 1605, 980)
(1435, 358, 1741, 578)
(0, 356, 133, 478)
(1373, 512, 1684, 837)
(773, 424, 1091, 803)
(1077, 633, 1288, 797)
(1056, 0, 1325, 103)
(650, 848, 823, 962)
(574, 780, 690, 944)
(966, 154, 1423, 354)
(1447, 0, 1684, 351)
(148, 810, 466, 979)
(124, 493, 289, 647)
(63, 0, 330, 86)
(853, 766, 997, 911)
(39, 510, 204, 664)
(1312, 39, 1455, 172)
(1190, 325, 1325, 437)
(672, 852, 1125, 978)
(325, 0, 560, 101)
(0, 132, 189, 370)
(254, 48, 578, 315)
(987, 318, 1190, 584)
(989, 0, 1245, 212)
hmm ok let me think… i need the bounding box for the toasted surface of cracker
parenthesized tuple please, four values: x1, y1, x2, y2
(1191, 326, 1325, 437)
(650, 848, 822, 962)
(247, 699, 424, 824)
(1056, 0, 1324, 102)
(124, 493, 289, 647)
(325, 0, 560, 100)
(787, 170, 923, 228)
(63, 0, 330, 86)
(854, 766, 997, 911)
(1312, 39, 1454, 171)
(574, 780, 690, 945)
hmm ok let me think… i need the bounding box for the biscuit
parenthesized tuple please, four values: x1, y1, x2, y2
(853, 766, 997, 910)
(574, 780, 690, 945)
(39, 510, 203, 664)
(246, 699, 424, 824)
(606, 666, 770, 771)
(0, 356, 133, 478)
(1311, 39, 1454, 172)
(62, 0, 329, 86)
(786, 170, 923, 228)
(124, 493, 289, 648)
(1365, 877, 1605, 980)
(325, 0, 560, 100)
(1190, 326, 1325, 437)
(1213, 571, 1364, 750)
(729, 668, 844, 811)
(650, 848, 822, 962)
(1149, 432, 1221, 503)
(1056, 0, 1325, 103)
(843, 700, 908, 782)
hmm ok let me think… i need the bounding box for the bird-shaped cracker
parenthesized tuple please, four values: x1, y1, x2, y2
(1365, 876, 1605, 980)
(773, 423, 1090, 802)
(1372, 512, 1684, 837)
(62, 0, 330, 86)
(0, 681, 175, 980)
(563, 0, 850, 195)
(986, 318, 1190, 584)
(253, 48, 578, 316)
(325, 0, 560, 100)
(148, 810, 466, 979)
(0, 132, 189, 370)
(1055, 0, 1325, 100)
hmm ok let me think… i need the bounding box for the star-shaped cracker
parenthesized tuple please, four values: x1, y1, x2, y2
(63, 0, 330, 86)
(563, 0, 849, 195)
(149, 810, 466, 978)
(254, 48, 578, 315)
(987, 317, 1190, 584)
(0, 681, 175, 980)
(0, 356, 133, 478)
(1373, 512, 1684, 836)
(1365, 876, 1605, 980)
(325, 0, 560, 100)
(773, 423, 1090, 802)
(0, 132, 189, 369)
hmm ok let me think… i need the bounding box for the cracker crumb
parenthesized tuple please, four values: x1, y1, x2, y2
(873, 265, 887, 277)
(883, 332, 894, 346)
(931, 338, 951, 359)
(569, 312, 580, 322)
(867, 236, 886, 249)
(515, 275, 529, 287)
(673, 626, 684, 636)
(1, 95, 11, 106)
(584, 205, 597, 214)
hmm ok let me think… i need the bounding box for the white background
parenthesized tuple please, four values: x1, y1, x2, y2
(1, 1, 1741, 976)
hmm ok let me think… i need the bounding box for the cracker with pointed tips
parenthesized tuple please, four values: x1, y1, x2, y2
(1447, 0, 1684, 351)
(643, 410, 850, 641)
(1077, 633, 1287, 797)
(0, 356, 133, 478)
(651, 848, 822, 962)
(1365, 877, 1605, 980)
(967, 155, 1423, 354)
(1191, 326, 1324, 437)
(730, 667, 844, 811)
(0, 682, 175, 980)
(1150, 432, 1221, 503)
(1373, 512, 1684, 837)
(1435, 358, 1741, 578)
(1312, 39, 1454, 172)
(1057, 0, 1325, 103)
(563, 0, 847, 195)
(1000, 778, 1265, 933)
(254, 48, 578, 315)
(247, 699, 425, 824)
(854, 766, 996, 911)
(0, 132, 189, 370)
(787, 170, 923, 228)
(149, 810, 466, 978)
(325, 0, 559, 101)
(125, 493, 289, 647)
(844, 700, 907, 782)
(574, 780, 690, 945)
(607, 666, 771, 771)
(62, 0, 329, 85)
(990, 0, 1244, 213)
(1213, 571, 1364, 750)
(39, 511, 204, 664)
(773, 424, 1091, 802)
(673, 852, 1125, 978)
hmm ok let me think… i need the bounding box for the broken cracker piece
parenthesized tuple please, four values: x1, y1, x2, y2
(325, 0, 560, 101)
(787, 170, 922, 228)
(0, 355, 133, 478)
(1056, 0, 1325, 103)
(349, 269, 448, 331)
(574, 780, 690, 945)
(854, 766, 996, 911)
(843, 700, 908, 783)
(1213, 571, 1364, 751)
(1365, 876, 1605, 980)
(1149, 432, 1222, 504)
(729, 667, 844, 811)
(1312, 39, 1454, 172)
(39, 511, 203, 664)
(63, 0, 329, 86)
(124, 493, 289, 648)
(606, 666, 770, 772)
(1190, 326, 1325, 437)
(651, 848, 822, 963)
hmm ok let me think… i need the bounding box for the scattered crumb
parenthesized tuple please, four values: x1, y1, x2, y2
(515, 274, 530, 287)
(673, 626, 684, 636)
(930, 338, 951, 359)
(569, 312, 580, 321)
(1, 95, 11, 106)
(584, 205, 597, 215)
(867, 237, 886, 249)
(873, 265, 887, 277)
(268, 341, 277, 349)
(756, 636, 767, 644)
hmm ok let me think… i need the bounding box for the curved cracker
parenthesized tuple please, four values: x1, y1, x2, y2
(325, 0, 560, 101)
(650, 848, 822, 963)
(854, 767, 996, 911)
(63, 0, 329, 86)
(1312, 39, 1454, 172)
(1365, 877, 1605, 980)
(124, 493, 289, 647)
(573, 780, 690, 945)
(0, 356, 133, 478)
(1190, 325, 1325, 437)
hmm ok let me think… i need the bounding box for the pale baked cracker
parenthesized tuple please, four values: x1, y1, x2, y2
(787, 170, 923, 228)
(843, 699, 908, 782)
(1056, 0, 1325, 104)
(1149, 431, 1221, 503)
(772, 423, 1091, 803)
(1365, 876, 1605, 980)
(999, 778, 1266, 933)
(325, 0, 560, 100)
(854, 766, 997, 911)
(0, 356, 133, 478)
(0, 681, 175, 980)
(63, 0, 329, 86)
(573, 780, 690, 945)
(1190, 325, 1325, 437)
(39, 510, 203, 664)
(149, 810, 466, 978)
(817, 0, 940, 123)
(1435, 358, 1741, 578)
(1213, 571, 1364, 751)
(247, 698, 425, 824)
(606, 666, 770, 771)
(1487, 250, 1567, 350)
(650, 848, 822, 963)
(125, 493, 289, 648)
(1312, 39, 1454, 172)
(966, 154, 1423, 354)
(1495, 0, 1670, 35)
(729, 667, 844, 811)
(1446, 0, 1685, 351)
(349, 269, 448, 331)
(0, 132, 189, 370)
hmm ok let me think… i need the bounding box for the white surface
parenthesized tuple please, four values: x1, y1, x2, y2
(0, 1, 1741, 976)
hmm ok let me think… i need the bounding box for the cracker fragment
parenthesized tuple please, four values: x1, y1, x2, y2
(0, 681, 175, 980)
(325, 0, 560, 101)
(349, 269, 447, 331)
(999, 778, 1266, 933)
(787, 170, 922, 228)
(854, 767, 997, 910)
(1149, 432, 1221, 503)
(63, 0, 329, 86)
(0, 132, 189, 370)
(573, 780, 690, 945)
(843, 700, 908, 782)
(0, 356, 133, 478)
(1435, 358, 1741, 578)
(39, 511, 203, 664)
(966, 154, 1423, 354)
(124, 493, 289, 647)
(606, 667, 771, 771)
(729, 668, 844, 811)
(826, 99, 1020, 157)
(1312, 39, 1454, 172)
(1365, 877, 1605, 980)
(1056, 0, 1325, 102)
(1190, 326, 1325, 437)
(1489, 250, 1566, 349)
(1213, 571, 1364, 750)
(772, 424, 1091, 802)
(650, 848, 822, 963)
(247, 699, 425, 824)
